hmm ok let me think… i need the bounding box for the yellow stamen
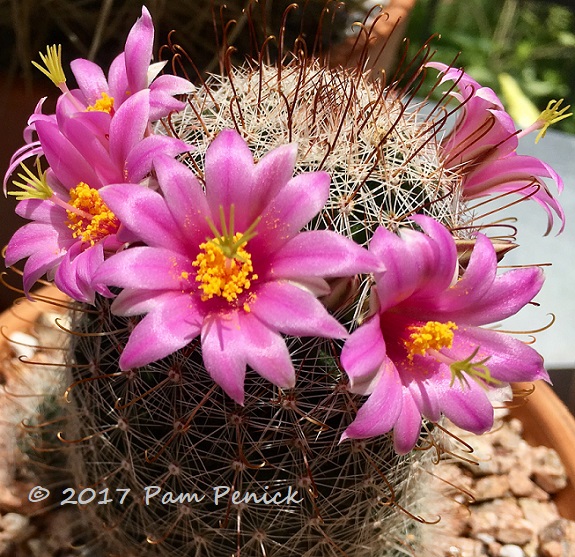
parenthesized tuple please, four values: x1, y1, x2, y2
(405, 321, 457, 361)
(534, 99, 572, 143)
(192, 205, 260, 310)
(87, 92, 115, 114)
(192, 233, 258, 304)
(8, 159, 53, 201)
(32, 45, 66, 87)
(66, 183, 119, 245)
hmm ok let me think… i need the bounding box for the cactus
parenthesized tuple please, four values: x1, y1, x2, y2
(60, 50, 451, 557)
(1, 2, 566, 557)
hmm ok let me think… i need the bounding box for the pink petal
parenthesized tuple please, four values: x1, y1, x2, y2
(409, 214, 458, 293)
(109, 89, 150, 171)
(124, 6, 154, 93)
(119, 293, 202, 369)
(108, 53, 129, 104)
(100, 184, 186, 253)
(431, 233, 497, 313)
(70, 58, 109, 105)
(450, 327, 549, 384)
(370, 226, 442, 311)
(54, 243, 101, 303)
(341, 313, 386, 395)
(392, 391, 423, 454)
(201, 312, 247, 404)
(445, 267, 544, 325)
(111, 289, 181, 316)
(237, 312, 295, 389)
(14, 199, 60, 223)
(250, 281, 347, 339)
(35, 121, 102, 189)
(204, 129, 255, 232)
(438, 379, 494, 435)
(94, 246, 192, 290)
(153, 155, 211, 246)
(125, 135, 191, 183)
(253, 170, 330, 252)
(270, 230, 376, 279)
(250, 142, 298, 218)
(5, 222, 67, 266)
(341, 357, 403, 440)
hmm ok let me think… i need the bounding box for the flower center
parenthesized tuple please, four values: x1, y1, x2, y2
(405, 320, 457, 361)
(66, 182, 120, 245)
(87, 92, 115, 114)
(192, 233, 258, 304)
(191, 206, 260, 310)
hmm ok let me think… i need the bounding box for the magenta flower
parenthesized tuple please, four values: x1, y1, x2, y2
(3, 7, 192, 191)
(5, 90, 189, 302)
(427, 62, 564, 234)
(52, 6, 192, 121)
(340, 214, 549, 454)
(94, 129, 376, 403)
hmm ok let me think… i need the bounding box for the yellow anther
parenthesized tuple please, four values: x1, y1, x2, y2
(32, 45, 66, 87)
(192, 233, 258, 306)
(8, 159, 53, 201)
(66, 183, 119, 245)
(533, 99, 572, 143)
(405, 321, 457, 361)
(87, 92, 115, 114)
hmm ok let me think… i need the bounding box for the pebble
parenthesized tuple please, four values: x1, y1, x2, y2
(431, 417, 575, 557)
(498, 544, 525, 557)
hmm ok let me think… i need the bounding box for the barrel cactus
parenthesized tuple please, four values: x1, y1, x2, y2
(2, 3, 567, 556)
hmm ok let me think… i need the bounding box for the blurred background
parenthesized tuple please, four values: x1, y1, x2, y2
(0, 0, 573, 409)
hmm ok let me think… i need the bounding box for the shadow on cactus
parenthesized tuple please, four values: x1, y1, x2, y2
(1, 1, 567, 556)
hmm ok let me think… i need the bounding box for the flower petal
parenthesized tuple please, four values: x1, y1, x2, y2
(100, 184, 186, 252)
(125, 135, 191, 183)
(254, 170, 330, 252)
(70, 58, 109, 105)
(153, 155, 211, 246)
(201, 312, 247, 404)
(35, 120, 102, 189)
(204, 129, 255, 232)
(392, 391, 423, 454)
(341, 357, 403, 440)
(109, 89, 150, 171)
(450, 326, 549, 383)
(251, 281, 347, 339)
(237, 312, 295, 389)
(439, 379, 494, 435)
(94, 246, 191, 290)
(119, 293, 202, 369)
(341, 313, 387, 395)
(124, 6, 154, 93)
(270, 230, 376, 279)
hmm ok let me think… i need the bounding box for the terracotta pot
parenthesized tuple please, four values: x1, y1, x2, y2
(1, 286, 574, 522)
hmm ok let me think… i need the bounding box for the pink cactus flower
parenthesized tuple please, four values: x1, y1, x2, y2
(340, 214, 549, 454)
(427, 62, 564, 234)
(3, 6, 193, 192)
(5, 90, 189, 302)
(94, 129, 377, 404)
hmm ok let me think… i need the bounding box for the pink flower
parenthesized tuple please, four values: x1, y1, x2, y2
(66, 7, 192, 121)
(94, 129, 376, 404)
(340, 215, 549, 454)
(3, 7, 192, 192)
(5, 90, 189, 302)
(427, 62, 564, 234)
